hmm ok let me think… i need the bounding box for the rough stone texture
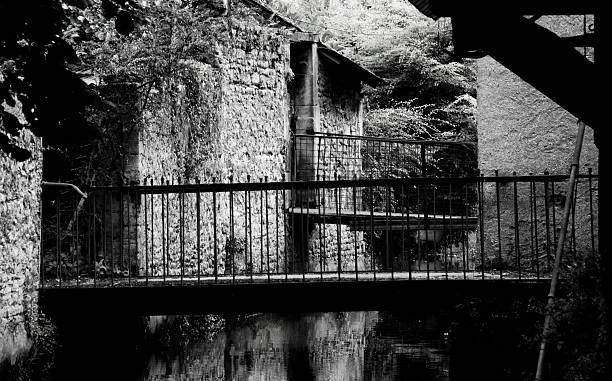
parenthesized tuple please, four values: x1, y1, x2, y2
(477, 15, 598, 266)
(127, 19, 292, 276)
(88, 9, 372, 276)
(0, 127, 42, 362)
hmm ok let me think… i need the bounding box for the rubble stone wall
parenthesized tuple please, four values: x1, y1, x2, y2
(0, 128, 42, 362)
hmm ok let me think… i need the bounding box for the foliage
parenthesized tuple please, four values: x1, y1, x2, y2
(264, 0, 476, 142)
(547, 256, 608, 380)
(0, 0, 146, 161)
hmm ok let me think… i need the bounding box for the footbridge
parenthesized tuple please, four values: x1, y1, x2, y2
(38, 173, 598, 315)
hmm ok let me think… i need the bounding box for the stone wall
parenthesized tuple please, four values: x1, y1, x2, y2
(477, 15, 598, 267)
(0, 128, 42, 362)
(129, 19, 292, 277)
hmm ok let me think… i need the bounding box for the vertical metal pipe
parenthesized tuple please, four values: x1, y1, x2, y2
(535, 121, 586, 381)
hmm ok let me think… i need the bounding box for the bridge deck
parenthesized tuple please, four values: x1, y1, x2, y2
(39, 272, 551, 316)
(40, 270, 545, 289)
(288, 207, 478, 230)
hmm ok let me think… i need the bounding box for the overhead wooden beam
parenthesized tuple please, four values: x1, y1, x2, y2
(418, 0, 597, 18)
(452, 15, 598, 129)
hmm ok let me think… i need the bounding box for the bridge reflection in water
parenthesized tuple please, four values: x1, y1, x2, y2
(39, 173, 598, 314)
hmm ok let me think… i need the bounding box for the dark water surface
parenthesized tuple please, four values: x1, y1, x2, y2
(142, 312, 449, 381)
(50, 304, 539, 381)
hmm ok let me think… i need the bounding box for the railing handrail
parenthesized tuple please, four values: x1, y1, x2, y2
(293, 132, 477, 147)
(58, 173, 599, 193)
(42, 181, 88, 199)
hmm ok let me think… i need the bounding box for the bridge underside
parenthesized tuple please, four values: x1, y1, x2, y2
(39, 278, 550, 316)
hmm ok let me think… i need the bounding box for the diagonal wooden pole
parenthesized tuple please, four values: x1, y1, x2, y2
(535, 120, 586, 381)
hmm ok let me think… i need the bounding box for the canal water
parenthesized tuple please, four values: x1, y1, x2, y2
(143, 312, 450, 380)
(48, 304, 539, 380)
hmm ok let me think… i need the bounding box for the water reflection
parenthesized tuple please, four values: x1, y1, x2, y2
(145, 312, 449, 380)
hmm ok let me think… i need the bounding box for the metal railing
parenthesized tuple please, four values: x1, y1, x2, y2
(290, 132, 478, 181)
(40, 171, 598, 288)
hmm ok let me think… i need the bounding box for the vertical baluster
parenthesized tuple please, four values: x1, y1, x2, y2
(213, 178, 218, 283)
(401, 182, 407, 276)
(370, 184, 375, 281)
(571, 179, 578, 260)
(229, 176, 235, 282)
(180, 179, 185, 285)
(120, 181, 124, 284)
(533, 178, 540, 279)
(442, 181, 448, 280)
(544, 172, 552, 272)
(588, 168, 595, 256)
(321, 175, 327, 275)
(448, 182, 453, 278)
(385, 180, 392, 280)
(56, 191, 61, 286)
(495, 170, 503, 280)
(462, 183, 468, 280)
(247, 175, 253, 282)
(551, 179, 557, 255)
(317, 175, 324, 279)
(265, 178, 271, 281)
(335, 173, 341, 280)
(275, 185, 279, 275)
(282, 175, 288, 281)
(150, 179, 154, 285)
(353, 175, 358, 280)
(407, 183, 412, 281)
(513, 172, 521, 279)
(40, 186, 45, 289)
(196, 178, 201, 284)
(259, 178, 264, 276)
(529, 174, 536, 278)
(478, 173, 485, 280)
(244, 177, 249, 281)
